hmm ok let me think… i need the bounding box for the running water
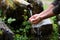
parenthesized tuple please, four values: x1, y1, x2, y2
(29, 8, 42, 28)
(29, 8, 52, 28)
(29, 8, 43, 40)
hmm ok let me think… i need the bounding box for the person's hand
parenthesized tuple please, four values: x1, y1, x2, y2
(29, 14, 42, 24)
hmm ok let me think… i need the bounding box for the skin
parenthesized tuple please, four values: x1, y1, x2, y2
(29, 4, 55, 24)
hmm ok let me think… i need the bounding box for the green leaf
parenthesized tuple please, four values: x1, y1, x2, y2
(7, 18, 16, 24)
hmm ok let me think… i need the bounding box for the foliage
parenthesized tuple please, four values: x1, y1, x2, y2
(0, 6, 32, 40)
(0, 0, 59, 40)
(50, 16, 58, 40)
(7, 9, 31, 40)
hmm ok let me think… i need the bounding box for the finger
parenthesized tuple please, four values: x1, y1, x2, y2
(32, 20, 39, 24)
(31, 14, 38, 18)
(29, 16, 36, 21)
(31, 19, 38, 24)
(29, 16, 34, 19)
(32, 18, 40, 24)
(29, 18, 35, 23)
(29, 18, 39, 24)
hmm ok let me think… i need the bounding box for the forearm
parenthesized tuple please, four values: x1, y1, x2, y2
(39, 4, 55, 20)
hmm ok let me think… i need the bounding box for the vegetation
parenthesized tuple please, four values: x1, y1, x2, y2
(0, 0, 58, 40)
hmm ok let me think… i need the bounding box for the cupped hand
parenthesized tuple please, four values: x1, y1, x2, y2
(29, 14, 42, 24)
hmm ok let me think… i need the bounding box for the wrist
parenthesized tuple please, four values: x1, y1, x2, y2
(39, 14, 44, 21)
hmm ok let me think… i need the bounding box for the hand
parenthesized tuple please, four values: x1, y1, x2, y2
(29, 14, 42, 24)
